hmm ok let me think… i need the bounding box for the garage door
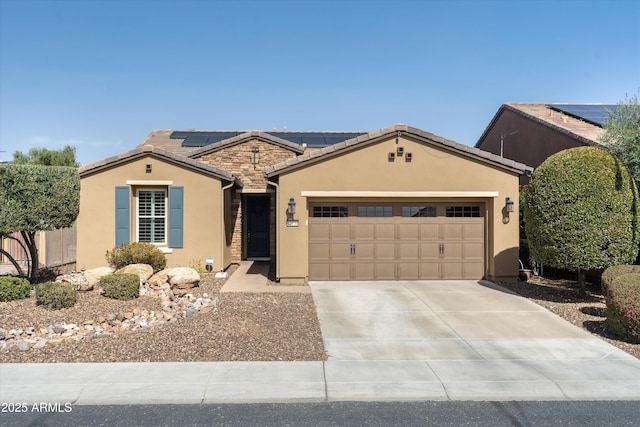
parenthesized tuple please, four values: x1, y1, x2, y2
(309, 203, 484, 280)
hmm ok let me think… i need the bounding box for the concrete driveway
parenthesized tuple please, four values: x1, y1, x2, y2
(309, 280, 640, 400)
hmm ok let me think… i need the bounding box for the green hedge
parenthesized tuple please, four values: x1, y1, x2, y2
(35, 282, 77, 310)
(100, 273, 140, 301)
(602, 265, 640, 343)
(105, 242, 167, 273)
(0, 276, 31, 302)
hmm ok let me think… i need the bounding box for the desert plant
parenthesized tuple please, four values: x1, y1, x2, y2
(35, 282, 76, 310)
(105, 242, 167, 273)
(602, 266, 640, 343)
(100, 273, 140, 301)
(188, 259, 206, 276)
(0, 276, 31, 302)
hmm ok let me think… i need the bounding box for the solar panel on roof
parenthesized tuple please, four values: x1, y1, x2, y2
(549, 104, 619, 126)
(171, 130, 367, 148)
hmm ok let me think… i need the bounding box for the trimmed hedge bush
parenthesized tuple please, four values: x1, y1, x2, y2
(602, 265, 640, 343)
(106, 242, 167, 273)
(35, 282, 77, 310)
(0, 276, 31, 302)
(100, 273, 140, 301)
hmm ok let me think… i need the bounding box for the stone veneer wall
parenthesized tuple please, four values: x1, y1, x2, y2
(196, 139, 299, 263)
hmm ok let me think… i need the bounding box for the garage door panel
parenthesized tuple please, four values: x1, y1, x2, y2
(354, 223, 375, 239)
(331, 223, 351, 240)
(442, 223, 463, 240)
(398, 223, 420, 240)
(309, 242, 329, 261)
(419, 262, 440, 279)
(464, 242, 484, 260)
(375, 243, 395, 260)
(397, 262, 419, 279)
(309, 223, 330, 241)
(376, 223, 395, 239)
(464, 262, 485, 278)
(331, 243, 352, 260)
(309, 263, 330, 280)
(354, 243, 374, 260)
(420, 243, 441, 260)
(464, 222, 484, 240)
(443, 243, 463, 259)
(420, 223, 439, 240)
(353, 263, 375, 280)
(442, 261, 464, 279)
(330, 263, 352, 280)
(398, 243, 419, 260)
(375, 263, 396, 280)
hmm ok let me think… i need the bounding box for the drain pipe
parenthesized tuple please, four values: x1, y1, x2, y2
(220, 180, 235, 272)
(267, 179, 280, 282)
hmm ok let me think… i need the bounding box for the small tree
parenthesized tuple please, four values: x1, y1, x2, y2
(0, 164, 80, 280)
(12, 145, 79, 167)
(600, 91, 640, 189)
(524, 147, 639, 296)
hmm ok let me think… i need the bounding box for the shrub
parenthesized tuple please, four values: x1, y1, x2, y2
(0, 276, 31, 302)
(106, 242, 167, 273)
(100, 273, 140, 301)
(188, 259, 206, 276)
(35, 282, 76, 310)
(602, 265, 640, 343)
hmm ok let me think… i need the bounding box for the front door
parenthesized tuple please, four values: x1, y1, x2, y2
(246, 196, 270, 259)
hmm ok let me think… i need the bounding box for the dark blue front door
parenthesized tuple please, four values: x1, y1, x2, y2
(247, 196, 270, 259)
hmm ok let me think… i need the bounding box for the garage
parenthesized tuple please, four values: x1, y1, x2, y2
(309, 202, 484, 280)
(266, 124, 531, 284)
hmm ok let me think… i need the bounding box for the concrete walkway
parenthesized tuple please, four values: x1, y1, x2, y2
(1, 280, 639, 404)
(220, 261, 309, 293)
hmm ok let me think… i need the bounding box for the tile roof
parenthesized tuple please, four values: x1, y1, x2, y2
(79, 144, 241, 185)
(476, 103, 607, 148)
(266, 124, 533, 177)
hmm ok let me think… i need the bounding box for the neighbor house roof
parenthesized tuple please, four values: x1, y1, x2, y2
(266, 124, 534, 177)
(79, 144, 242, 186)
(476, 103, 608, 148)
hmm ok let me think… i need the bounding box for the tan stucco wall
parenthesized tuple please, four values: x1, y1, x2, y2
(77, 155, 230, 271)
(274, 135, 521, 283)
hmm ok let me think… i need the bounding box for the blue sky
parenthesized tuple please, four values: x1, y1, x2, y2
(1, 0, 638, 166)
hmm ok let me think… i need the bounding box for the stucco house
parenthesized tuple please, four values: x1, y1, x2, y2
(475, 103, 614, 185)
(77, 124, 532, 283)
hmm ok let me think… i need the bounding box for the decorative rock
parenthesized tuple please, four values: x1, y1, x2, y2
(17, 340, 31, 351)
(56, 270, 91, 291)
(84, 267, 115, 289)
(124, 312, 134, 320)
(0, 330, 5, 340)
(150, 267, 200, 290)
(116, 264, 154, 282)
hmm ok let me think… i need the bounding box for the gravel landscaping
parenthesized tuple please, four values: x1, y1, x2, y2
(1, 267, 638, 362)
(0, 266, 326, 363)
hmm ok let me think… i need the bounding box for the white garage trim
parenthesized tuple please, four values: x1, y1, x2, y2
(301, 191, 499, 198)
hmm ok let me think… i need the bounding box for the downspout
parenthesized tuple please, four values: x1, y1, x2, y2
(221, 180, 235, 272)
(267, 179, 280, 281)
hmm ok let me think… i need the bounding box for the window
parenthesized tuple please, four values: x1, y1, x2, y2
(312, 206, 348, 217)
(402, 206, 437, 217)
(357, 206, 392, 217)
(138, 190, 166, 243)
(446, 206, 480, 217)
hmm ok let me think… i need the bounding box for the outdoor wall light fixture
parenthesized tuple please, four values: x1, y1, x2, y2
(286, 197, 299, 227)
(251, 148, 260, 169)
(505, 197, 515, 213)
(287, 197, 296, 215)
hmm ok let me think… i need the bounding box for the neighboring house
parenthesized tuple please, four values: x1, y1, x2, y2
(475, 103, 616, 185)
(77, 124, 532, 283)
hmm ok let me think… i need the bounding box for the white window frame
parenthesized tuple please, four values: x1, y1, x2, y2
(135, 188, 168, 245)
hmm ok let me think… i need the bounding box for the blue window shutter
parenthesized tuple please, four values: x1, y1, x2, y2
(169, 186, 184, 248)
(115, 186, 130, 246)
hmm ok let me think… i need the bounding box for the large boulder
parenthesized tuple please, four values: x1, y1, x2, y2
(149, 267, 200, 291)
(83, 267, 115, 290)
(116, 264, 154, 282)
